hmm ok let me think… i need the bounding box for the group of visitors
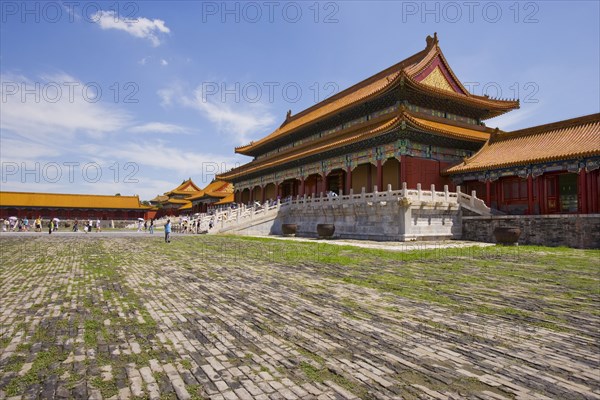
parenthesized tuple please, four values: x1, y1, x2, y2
(1, 217, 105, 234)
(71, 219, 102, 233)
(138, 219, 155, 234)
(171, 217, 213, 234)
(2, 217, 30, 232)
(1, 216, 50, 233)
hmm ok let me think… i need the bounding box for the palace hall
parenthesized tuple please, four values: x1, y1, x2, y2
(218, 34, 599, 215)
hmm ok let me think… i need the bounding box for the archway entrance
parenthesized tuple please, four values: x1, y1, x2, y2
(304, 174, 324, 197)
(351, 163, 376, 193)
(281, 179, 300, 199)
(326, 169, 346, 194)
(264, 183, 277, 202)
(382, 157, 401, 190)
(251, 186, 262, 202)
(240, 188, 250, 204)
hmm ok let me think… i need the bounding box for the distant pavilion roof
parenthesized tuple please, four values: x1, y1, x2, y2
(188, 181, 233, 202)
(446, 113, 600, 174)
(164, 179, 202, 196)
(0, 192, 148, 210)
(215, 194, 235, 205)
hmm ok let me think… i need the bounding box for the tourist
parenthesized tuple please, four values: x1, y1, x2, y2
(144, 220, 147, 232)
(96, 219, 101, 232)
(35, 216, 41, 232)
(164, 219, 171, 243)
(23, 217, 29, 231)
(88, 219, 93, 233)
(137, 220, 143, 232)
(149, 219, 154, 234)
(48, 219, 54, 234)
(73, 220, 79, 232)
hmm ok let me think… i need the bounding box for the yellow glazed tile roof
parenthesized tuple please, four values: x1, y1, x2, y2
(164, 179, 202, 195)
(188, 181, 233, 201)
(235, 34, 517, 156)
(215, 194, 235, 205)
(0, 192, 147, 209)
(446, 113, 600, 174)
(220, 110, 490, 180)
(178, 202, 193, 210)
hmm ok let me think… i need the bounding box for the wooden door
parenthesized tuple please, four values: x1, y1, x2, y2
(546, 175, 559, 213)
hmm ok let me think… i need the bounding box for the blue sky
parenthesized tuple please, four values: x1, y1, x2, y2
(1, 1, 598, 200)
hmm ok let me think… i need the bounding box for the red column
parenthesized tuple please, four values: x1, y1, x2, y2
(250, 188, 254, 202)
(538, 176, 546, 214)
(376, 160, 383, 191)
(299, 178, 305, 196)
(527, 175, 534, 215)
(366, 163, 372, 193)
(400, 155, 407, 187)
(485, 180, 491, 206)
(320, 173, 327, 195)
(261, 186, 266, 203)
(590, 170, 598, 213)
(345, 167, 352, 195)
(579, 169, 587, 213)
(496, 178, 503, 213)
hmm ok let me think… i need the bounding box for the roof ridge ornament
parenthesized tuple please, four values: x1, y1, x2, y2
(489, 127, 500, 143)
(425, 32, 439, 48)
(280, 109, 293, 128)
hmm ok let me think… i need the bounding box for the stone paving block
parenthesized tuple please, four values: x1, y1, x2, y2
(1, 236, 598, 400)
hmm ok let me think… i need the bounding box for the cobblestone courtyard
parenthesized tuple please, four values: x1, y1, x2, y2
(0, 234, 598, 400)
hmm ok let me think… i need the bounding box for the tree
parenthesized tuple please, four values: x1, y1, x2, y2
(115, 193, 121, 196)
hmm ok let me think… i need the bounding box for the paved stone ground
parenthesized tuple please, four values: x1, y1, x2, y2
(0, 233, 598, 400)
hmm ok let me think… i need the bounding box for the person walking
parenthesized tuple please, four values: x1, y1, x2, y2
(96, 219, 101, 232)
(149, 219, 154, 234)
(35, 216, 41, 232)
(164, 219, 171, 243)
(48, 219, 54, 235)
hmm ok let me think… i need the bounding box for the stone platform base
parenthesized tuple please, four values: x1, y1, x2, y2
(280, 200, 462, 242)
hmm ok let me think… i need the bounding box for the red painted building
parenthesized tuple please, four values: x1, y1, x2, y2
(447, 114, 600, 215)
(218, 34, 519, 204)
(0, 192, 150, 220)
(218, 34, 598, 216)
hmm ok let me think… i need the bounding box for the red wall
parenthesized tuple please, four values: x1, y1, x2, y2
(404, 157, 454, 190)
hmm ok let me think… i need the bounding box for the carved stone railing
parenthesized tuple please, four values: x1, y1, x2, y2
(175, 182, 490, 233)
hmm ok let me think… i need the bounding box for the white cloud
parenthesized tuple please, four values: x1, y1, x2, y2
(92, 10, 170, 47)
(138, 57, 149, 65)
(96, 141, 241, 178)
(158, 82, 276, 145)
(0, 73, 130, 142)
(486, 104, 542, 131)
(128, 122, 191, 135)
(160, 59, 168, 66)
(157, 85, 177, 106)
